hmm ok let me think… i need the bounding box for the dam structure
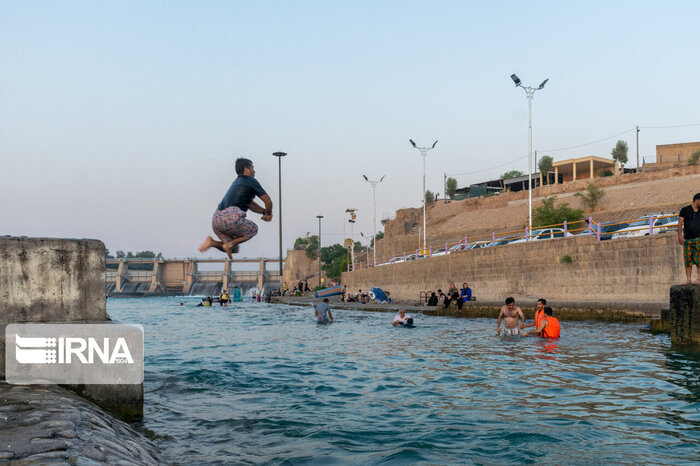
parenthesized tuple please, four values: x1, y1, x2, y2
(106, 258, 282, 297)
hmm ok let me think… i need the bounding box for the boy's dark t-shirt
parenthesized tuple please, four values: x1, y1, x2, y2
(218, 176, 267, 212)
(679, 205, 700, 239)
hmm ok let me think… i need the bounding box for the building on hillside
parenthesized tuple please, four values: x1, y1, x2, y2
(503, 171, 563, 191)
(454, 178, 504, 198)
(552, 156, 618, 183)
(655, 141, 700, 165)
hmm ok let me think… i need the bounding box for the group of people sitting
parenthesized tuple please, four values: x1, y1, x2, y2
(425, 282, 473, 309)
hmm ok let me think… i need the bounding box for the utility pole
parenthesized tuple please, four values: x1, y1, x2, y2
(316, 215, 323, 288)
(636, 126, 640, 172)
(272, 152, 286, 289)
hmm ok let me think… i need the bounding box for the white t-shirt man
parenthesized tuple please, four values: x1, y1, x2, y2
(393, 311, 411, 326)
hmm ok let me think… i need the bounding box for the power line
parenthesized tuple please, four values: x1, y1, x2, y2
(639, 123, 700, 129)
(447, 154, 528, 177)
(539, 128, 636, 153)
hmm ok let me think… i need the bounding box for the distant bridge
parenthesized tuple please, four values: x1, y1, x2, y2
(105, 258, 283, 295)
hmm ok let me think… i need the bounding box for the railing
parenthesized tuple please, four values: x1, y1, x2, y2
(347, 213, 679, 271)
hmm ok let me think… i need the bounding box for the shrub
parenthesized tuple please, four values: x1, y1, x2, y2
(688, 150, 700, 165)
(600, 169, 614, 177)
(575, 183, 606, 211)
(560, 255, 573, 264)
(533, 197, 584, 228)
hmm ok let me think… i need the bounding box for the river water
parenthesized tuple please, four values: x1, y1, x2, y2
(108, 297, 700, 464)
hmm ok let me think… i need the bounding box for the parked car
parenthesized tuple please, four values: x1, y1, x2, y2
(448, 242, 467, 253)
(430, 247, 448, 257)
(494, 235, 523, 246)
(466, 240, 492, 250)
(510, 228, 565, 244)
(611, 214, 678, 239)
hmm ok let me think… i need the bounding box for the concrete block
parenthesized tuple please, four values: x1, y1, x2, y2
(669, 285, 700, 347)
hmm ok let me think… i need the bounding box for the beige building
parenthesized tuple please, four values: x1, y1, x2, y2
(552, 156, 618, 183)
(656, 141, 700, 164)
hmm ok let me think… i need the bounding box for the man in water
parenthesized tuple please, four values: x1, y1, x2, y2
(678, 193, 700, 285)
(497, 296, 525, 336)
(520, 298, 546, 331)
(315, 298, 334, 324)
(199, 158, 273, 258)
(522, 306, 560, 338)
(393, 309, 412, 326)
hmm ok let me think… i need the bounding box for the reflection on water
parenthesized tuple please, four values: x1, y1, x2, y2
(109, 298, 700, 465)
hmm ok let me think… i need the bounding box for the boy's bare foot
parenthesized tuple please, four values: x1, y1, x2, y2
(682, 280, 692, 285)
(693, 279, 700, 285)
(222, 243, 233, 260)
(199, 236, 214, 253)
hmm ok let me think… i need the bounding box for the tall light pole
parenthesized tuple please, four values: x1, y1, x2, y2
(345, 208, 357, 270)
(510, 74, 548, 230)
(362, 175, 385, 266)
(272, 152, 286, 289)
(409, 139, 438, 252)
(316, 215, 323, 288)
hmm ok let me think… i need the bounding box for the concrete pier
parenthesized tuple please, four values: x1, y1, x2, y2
(669, 285, 700, 346)
(0, 236, 143, 421)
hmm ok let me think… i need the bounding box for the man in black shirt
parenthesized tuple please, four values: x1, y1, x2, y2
(678, 193, 700, 285)
(199, 158, 273, 258)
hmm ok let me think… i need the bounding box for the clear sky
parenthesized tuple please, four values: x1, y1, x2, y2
(2, 1, 699, 260)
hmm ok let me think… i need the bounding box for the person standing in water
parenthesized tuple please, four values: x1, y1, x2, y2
(521, 298, 546, 331)
(522, 306, 560, 338)
(315, 298, 334, 324)
(199, 158, 273, 258)
(497, 297, 525, 336)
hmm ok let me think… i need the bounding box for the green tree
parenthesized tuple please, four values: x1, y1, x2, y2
(425, 190, 435, 203)
(305, 235, 320, 258)
(575, 183, 606, 211)
(538, 156, 554, 184)
(446, 177, 458, 199)
(116, 250, 126, 258)
(320, 244, 349, 281)
(611, 140, 629, 165)
(380, 218, 390, 226)
(501, 170, 524, 180)
(533, 196, 584, 228)
(688, 149, 700, 165)
(105, 249, 114, 259)
(370, 231, 384, 248)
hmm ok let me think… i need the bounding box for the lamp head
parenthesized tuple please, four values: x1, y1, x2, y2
(363, 175, 369, 181)
(510, 74, 521, 86)
(272, 151, 287, 157)
(409, 139, 416, 148)
(538, 78, 549, 90)
(432, 140, 438, 149)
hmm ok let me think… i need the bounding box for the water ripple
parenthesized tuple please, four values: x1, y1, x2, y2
(110, 298, 700, 464)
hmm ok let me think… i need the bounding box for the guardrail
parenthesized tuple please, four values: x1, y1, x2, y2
(348, 213, 679, 271)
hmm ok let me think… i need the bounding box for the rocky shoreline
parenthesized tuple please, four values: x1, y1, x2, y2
(0, 383, 165, 464)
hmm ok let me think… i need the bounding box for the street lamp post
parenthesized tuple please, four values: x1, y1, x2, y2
(362, 175, 385, 266)
(345, 208, 357, 270)
(316, 215, 324, 288)
(272, 152, 286, 289)
(409, 139, 438, 252)
(510, 74, 548, 230)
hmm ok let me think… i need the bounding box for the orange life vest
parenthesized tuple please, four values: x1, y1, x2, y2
(539, 315, 560, 338)
(534, 309, 545, 329)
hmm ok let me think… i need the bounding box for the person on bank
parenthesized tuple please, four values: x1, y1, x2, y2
(497, 297, 525, 336)
(521, 298, 546, 330)
(393, 309, 412, 326)
(460, 283, 472, 303)
(315, 298, 334, 324)
(679, 193, 700, 285)
(521, 306, 560, 338)
(199, 158, 273, 259)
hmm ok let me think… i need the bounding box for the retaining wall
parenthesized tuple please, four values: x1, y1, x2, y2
(342, 234, 684, 307)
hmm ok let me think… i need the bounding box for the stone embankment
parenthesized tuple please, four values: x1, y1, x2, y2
(0, 384, 164, 464)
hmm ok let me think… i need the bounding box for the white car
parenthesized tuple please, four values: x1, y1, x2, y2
(510, 228, 565, 244)
(611, 214, 678, 239)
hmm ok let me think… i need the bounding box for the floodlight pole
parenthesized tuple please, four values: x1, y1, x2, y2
(346, 208, 357, 270)
(410, 140, 438, 252)
(316, 215, 323, 288)
(511, 75, 548, 230)
(272, 152, 286, 289)
(363, 176, 385, 266)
